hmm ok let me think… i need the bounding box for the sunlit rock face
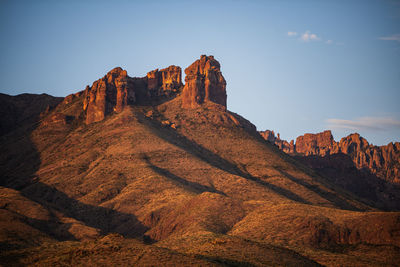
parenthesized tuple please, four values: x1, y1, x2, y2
(261, 129, 400, 184)
(83, 66, 182, 124)
(146, 65, 182, 97)
(83, 67, 134, 124)
(295, 130, 338, 156)
(182, 55, 227, 109)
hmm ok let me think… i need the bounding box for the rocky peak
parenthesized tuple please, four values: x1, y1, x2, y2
(339, 133, 369, 154)
(260, 129, 400, 184)
(259, 130, 295, 153)
(82, 56, 228, 124)
(82, 65, 183, 124)
(107, 67, 127, 77)
(182, 55, 227, 109)
(295, 130, 338, 156)
(83, 67, 134, 124)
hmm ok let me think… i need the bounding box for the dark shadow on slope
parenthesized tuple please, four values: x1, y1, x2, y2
(294, 154, 400, 211)
(276, 169, 362, 211)
(140, 114, 312, 205)
(0, 111, 148, 243)
(144, 156, 227, 196)
(20, 181, 148, 238)
(0, 93, 63, 137)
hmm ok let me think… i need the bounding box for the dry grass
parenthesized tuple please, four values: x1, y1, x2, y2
(1, 94, 399, 266)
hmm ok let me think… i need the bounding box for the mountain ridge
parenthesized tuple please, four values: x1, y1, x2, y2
(1, 56, 400, 266)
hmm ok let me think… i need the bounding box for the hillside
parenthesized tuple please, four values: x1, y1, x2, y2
(1, 56, 399, 266)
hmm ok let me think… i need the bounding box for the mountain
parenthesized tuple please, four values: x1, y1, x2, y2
(0, 93, 63, 136)
(1, 56, 400, 266)
(260, 130, 400, 210)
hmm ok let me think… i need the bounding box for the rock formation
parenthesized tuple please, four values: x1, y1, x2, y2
(83, 67, 134, 124)
(259, 130, 295, 153)
(181, 55, 227, 109)
(261, 130, 400, 184)
(147, 66, 182, 97)
(295, 130, 338, 156)
(83, 66, 182, 124)
(82, 56, 227, 124)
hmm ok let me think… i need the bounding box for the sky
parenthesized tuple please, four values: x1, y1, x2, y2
(0, 0, 399, 145)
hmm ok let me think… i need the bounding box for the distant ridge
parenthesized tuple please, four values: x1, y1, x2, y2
(260, 129, 400, 210)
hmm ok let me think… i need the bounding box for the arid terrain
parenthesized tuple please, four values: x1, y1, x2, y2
(1, 56, 399, 266)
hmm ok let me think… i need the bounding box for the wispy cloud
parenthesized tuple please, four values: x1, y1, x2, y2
(300, 30, 321, 42)
(287, 30, 340, 45)
(326, 117, 400, 131)
(379, 33, 400, 42)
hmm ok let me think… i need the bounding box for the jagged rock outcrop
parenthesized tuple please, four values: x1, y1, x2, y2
(261, 130, 400, 184)
(181, 55, 227, 109)
(147, 66, 182, 96)
(83, 66, 182, 124)
(338, 134, 400, 183)
(295, 130, 338, 156)
(82, 56, 227, 124)
(259, 130, 295, 153)
(83, 67, 134, 124)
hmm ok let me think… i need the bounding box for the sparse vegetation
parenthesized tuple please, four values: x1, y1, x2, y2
(1, 91, 399, 266)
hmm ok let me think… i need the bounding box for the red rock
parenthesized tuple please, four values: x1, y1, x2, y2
(182, 55, 227, 109)
(83, 66, 182, 124)
(260, 129, 400, 184)
(259, 130, 295, 153)
(146, 66, 182, 97)
(83, 67, 135, 124)
(295, 130, 338, 156)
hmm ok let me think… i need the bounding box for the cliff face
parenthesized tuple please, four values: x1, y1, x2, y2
(295, 130, 338, 156)
(82, 66, 182, 124)
(146, 65, 182, 97)
(261, 130, 400, 184)
(80, 55, 227, 124)
(181, 55, 227, 109)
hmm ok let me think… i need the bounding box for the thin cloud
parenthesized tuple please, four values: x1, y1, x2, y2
(326, 117, 400, 131)
(379, 33, 400, 42)
(288, 30, 334, 45)
(300, 30, 321, 42)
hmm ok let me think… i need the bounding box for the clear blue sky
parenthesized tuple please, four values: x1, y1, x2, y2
(1, 0, 399, 145)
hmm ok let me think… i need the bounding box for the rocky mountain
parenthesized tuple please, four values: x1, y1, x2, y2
(1, 56, 400, 266)
(260, 130, 400, 184)
(260, 130, 400, 210)
(80, 65, 182, 124)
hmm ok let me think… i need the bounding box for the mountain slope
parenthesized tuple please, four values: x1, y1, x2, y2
(1, 56, 399, 266)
